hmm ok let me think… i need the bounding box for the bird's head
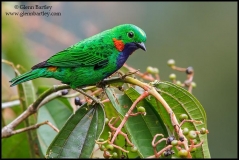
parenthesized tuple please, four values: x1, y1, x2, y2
(111, 24, 147, 53)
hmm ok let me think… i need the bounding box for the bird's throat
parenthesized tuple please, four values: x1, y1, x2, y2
(116, 43, 139, 69)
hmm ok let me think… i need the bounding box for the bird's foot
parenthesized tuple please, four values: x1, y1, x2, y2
(96, 80, 107, 89)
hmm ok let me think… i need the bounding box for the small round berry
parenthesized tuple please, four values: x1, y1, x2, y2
(137, 106, 146, 113)
(106, 144, 114, 151)
(100, 145, 105, 151)
(61, 89, 69, 95)
(163, 151, 169, 157)
(74, 97, 82, 106)
(171, 140, 178, 146)
(183, 128, 189, 136)
(176, 80, 182, 86)
(131, 146, 138, 152)
(146, 66, 154, 74)
(167, 136, 175, 145)
(169, 73, 176, 80)
(192, 139, 197, 145)
(186, 66, 194, 75)
(179, 114, 188, 121)
(153, 68, 159, 74)
(179, 136, 185, 142)
(178, 149, 188, 158)
(167, 59, 175, 67)
(200, 128, 207, 134)
(190, 147, 197, 152)
(191, 82, 197, 88)
(188, 130, 197, 139)
(105, 118, 109, 124)
(112, 152, 118, 158)
(103, 151, 111, 159)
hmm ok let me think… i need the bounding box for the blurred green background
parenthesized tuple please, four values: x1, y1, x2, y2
(2, 2, 237, 158)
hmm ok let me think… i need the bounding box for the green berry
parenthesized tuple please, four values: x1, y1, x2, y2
(192, 139, 197, 145)
(191, 82, 197, 88)
(190, 147, 197, 152)
(171, 140, 178, 146)
(106, 144, 114, 151)
(169, 73, 176, 80)
(178, 149, 188, 158)
(100, 145, 105, 151)
(137, 106, 146, 113)
(183, 128, 189, 135)
(188, 130, 197, 139)
(146, 66, 154, 74)
(179, 114, 188, 121)
(200, 128, 207, 134)
(153, 68, 159, 74)
(167, 59, 175, 67)
(105, 118, 109, 124)
(176, 80, 182, 86)
(131, 146, 138, 152)
(112, 152, 118, 158)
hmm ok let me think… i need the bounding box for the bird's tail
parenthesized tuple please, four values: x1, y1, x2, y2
(9, 69, 42, 87)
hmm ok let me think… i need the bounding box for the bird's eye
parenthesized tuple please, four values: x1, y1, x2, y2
(128, 31, 134, 38)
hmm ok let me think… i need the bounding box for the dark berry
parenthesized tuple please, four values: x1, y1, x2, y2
(61, 89, 69, 95)
(186, 66, 194, 75)
(74, 97, 82, 106)
(167, 136, 175, 145)
(179, 136, 184, 142)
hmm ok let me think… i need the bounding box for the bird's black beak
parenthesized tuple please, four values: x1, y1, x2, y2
(136, 42, 146, 51)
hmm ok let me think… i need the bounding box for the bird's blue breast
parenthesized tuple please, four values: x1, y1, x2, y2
(116, 43, 139, 69)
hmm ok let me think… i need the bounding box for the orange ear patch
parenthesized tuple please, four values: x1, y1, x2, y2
(48, 66, 58, 72)
(113, 38, 124, 52)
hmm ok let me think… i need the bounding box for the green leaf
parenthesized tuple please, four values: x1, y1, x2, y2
(152, 81, 210, 158)
(3, 61, 38, 157)
(46, 103, 105, 158)
(37, 98, 72, 156)
(105, 88, 168, 158)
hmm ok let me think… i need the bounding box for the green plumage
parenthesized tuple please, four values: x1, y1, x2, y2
(10, 24, 147, 89)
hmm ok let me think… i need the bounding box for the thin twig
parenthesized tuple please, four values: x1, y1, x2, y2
(10, 121, 59, 136)
(110, 91, 149, 143)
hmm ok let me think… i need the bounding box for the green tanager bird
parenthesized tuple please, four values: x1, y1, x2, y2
(10, 24, 147, 89)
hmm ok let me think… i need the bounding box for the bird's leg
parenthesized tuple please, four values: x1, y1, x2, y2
(74, 88, 101, 104)
(96, 80, 107, 89)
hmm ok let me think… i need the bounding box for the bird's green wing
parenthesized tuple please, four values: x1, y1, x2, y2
(45, 43, 113, 67)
